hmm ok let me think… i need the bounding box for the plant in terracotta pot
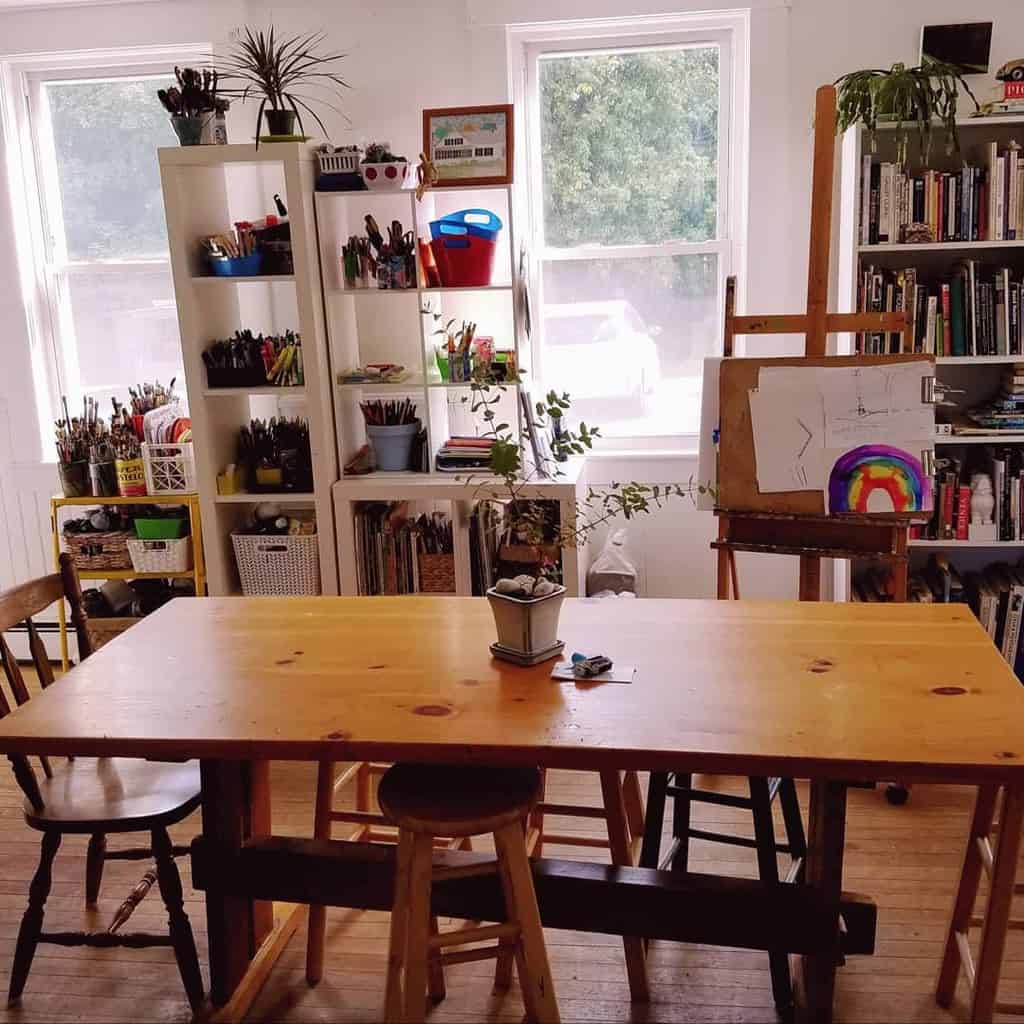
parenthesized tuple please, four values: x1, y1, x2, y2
(216, 27, 349, 144)
(834, 59, 979, 164)
(459, 376, 713, 664)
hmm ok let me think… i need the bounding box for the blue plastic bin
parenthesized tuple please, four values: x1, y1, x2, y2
(428, 209, 503, 243)
(428, 210, 503, 287)
(209, 252, 264, 277)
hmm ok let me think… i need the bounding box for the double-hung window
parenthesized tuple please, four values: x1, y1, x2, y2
(3, 49, 197, 449)
(514, 14, 747, 447)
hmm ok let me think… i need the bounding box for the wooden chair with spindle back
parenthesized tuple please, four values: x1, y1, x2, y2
(0, 553, 204, 1010)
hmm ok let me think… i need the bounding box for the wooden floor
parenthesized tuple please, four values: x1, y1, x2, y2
(0, 678, 1017, 1022)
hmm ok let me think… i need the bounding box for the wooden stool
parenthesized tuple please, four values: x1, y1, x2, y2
(527, 768, 648, 1000)
(306, 760, 471, 985)
(378, 762, 559, 1024)
(641, 772, 806, 1012)
(937, 785, 1024, 1021)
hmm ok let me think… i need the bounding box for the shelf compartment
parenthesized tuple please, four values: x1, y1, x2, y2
(858, 240, 1024, 254)
(936, 435, 1024, 444)
(191, 274, 296, 285)
(202, 386, 307, 397)
(214, 491, 317, 504)
(76, 569, 197, 580)
(909, 539, 1024, 548)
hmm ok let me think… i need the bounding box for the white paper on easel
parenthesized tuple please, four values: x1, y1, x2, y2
(748, 387, 827, 492)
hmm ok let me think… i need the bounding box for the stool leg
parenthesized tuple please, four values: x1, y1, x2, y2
(749, 777, 793, 1013)
(385, 829, 415, 1022)
(600, 770, 649, 1002)
(972, 787, 1024, 1023)
(427, 916, 446, 1003)
(494, 823, 560, 1024)
(402, 832, 435, 1024)
(306, 759, 334, 986)
(937, 785, 1000, 1007)
(640, 772, 668, 869)
(670, 772, 693, 873)
(622, 770, 645, 850)
(528, 767, 547, 858)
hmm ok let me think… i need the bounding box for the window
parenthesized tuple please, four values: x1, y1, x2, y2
(2, 49, 199, 452)
(514, 14, 747, 446)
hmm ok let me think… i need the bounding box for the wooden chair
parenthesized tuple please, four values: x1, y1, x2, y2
(525, 768, 649, 1000)
(377, 762, 559, 1024)
(306, 760, 472, 985)
(640, 772, 806, 1012)
(0, 554, 204, 1010)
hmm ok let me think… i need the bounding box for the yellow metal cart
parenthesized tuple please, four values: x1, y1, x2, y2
(50, 493, 206, 669)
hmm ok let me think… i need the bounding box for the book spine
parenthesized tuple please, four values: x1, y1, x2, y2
(869, 163, 881, 245)
(1010, 149, 1020, 241)
(860, 154, 873, 245)
(926, 294, 938, 355)
(914, 176, 925, 225)
(956, 485, 970, 540)
(1002, 587, 1024, 664)
(997, 156, 1007, 241)
(941, 283, 951, 357)
(879, 163, 892, 244)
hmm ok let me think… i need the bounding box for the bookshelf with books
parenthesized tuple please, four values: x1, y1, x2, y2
(838, 114, 1024, 579)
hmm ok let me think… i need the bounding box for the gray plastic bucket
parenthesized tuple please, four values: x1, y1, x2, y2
(367, 421, 420, 472)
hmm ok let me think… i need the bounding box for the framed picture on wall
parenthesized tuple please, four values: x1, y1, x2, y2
(423, 105, 514, 186)
(921, 22, 993, 75)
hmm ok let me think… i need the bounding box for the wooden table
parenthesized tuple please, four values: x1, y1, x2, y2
(1, 596, 1023, 1023)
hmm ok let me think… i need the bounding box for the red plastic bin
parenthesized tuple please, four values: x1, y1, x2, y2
(428, 210, 503, 287)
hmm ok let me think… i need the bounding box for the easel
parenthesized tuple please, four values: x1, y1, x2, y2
(714, 84, 928, 604)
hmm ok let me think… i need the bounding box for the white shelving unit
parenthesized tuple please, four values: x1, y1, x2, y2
(837, 115, 1024, 581)
(315, 184, 587, 596)
(159, 143, 339, 595)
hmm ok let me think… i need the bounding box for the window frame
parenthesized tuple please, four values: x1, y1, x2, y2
(1, 46, 204, 449)
(509, 13, 749, 452)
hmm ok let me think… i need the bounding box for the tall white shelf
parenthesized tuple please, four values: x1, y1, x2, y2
(837, 114, 1024, 586)
(314, 184, 587, 596)
(159, 143, 339, 596)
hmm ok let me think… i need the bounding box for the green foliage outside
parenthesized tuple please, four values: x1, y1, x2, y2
(539, 46, 719, 251)
(46, 78, 177, 261)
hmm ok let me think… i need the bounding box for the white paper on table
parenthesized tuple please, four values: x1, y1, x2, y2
(748, 387, 827, 492)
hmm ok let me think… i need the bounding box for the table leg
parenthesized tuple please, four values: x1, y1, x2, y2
(798, 779, 847, 1024)
(248, 760, 274, 945)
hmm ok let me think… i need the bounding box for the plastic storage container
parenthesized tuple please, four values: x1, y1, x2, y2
(429, 209, 502, 287)
(127, 537, 193, 574)
(142, 442, 196, 497)
(232, 532, 321, 595)
(208, 252, 263, 277)
(134, 515, 188, 540)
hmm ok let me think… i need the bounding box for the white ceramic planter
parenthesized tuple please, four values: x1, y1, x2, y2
(360, 161, 409, 191)
(486, 585, 566, 656)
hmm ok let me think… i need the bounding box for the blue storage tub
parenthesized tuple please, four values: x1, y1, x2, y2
(428, 209, 503, 243)
(208, 252, 264, 277)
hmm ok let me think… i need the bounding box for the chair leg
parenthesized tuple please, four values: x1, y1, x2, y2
(385, 829, 415, 1022)
(640, 772, 668, 869)
(749, 777, 794, 1013)
(85, 832, 106, 906)
(778, 778, 807, 880)
(306, 760, 335, 986)
(402, 833, 435, 1024)
(427, 916, 446, 1003)
(151, 827, 204, 1011)
(494, 823, 560, 1024)
(669, 772, 692, 872)
(9, 831, 61, 1004)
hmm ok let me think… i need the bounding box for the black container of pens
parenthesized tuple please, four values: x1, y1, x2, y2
(58, 461, 90, 498)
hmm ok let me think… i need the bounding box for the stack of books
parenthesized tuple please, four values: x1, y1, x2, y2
(855, 262, 1022, 356)
(855, 556, 1024, 680)
(966, 367, 1024, 434)
(435, 436, 495, 473)
(353, 502, 453, 595)
(860, 143, 1024, 246)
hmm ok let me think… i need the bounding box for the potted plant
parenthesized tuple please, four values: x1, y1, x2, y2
(460, 377, 712, 663)
(157, 67, 221, 146)
(835, 59, 979, 164)
(215, 27, 349, 144)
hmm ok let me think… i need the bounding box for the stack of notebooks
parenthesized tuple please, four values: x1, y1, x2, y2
(855, 557, 1024, 680)
(855, 262, 1022, 356)
(435, 436, 495, 473)
(965, 366, 1024, 434)
(353, 503, 453, 595)
(860, 144, 1024, 247)
(915, 449, 1024, 541)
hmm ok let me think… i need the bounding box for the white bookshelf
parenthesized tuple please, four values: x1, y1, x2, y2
(159, 142, 339, 595)
(314, 184, 587, 596)
(836, 115, 1024, 595)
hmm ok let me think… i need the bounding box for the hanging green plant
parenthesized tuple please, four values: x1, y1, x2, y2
(834, 60, 979, 164)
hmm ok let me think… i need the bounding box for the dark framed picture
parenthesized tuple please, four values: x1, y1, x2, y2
(921, 22, 993, 75)
(423, 105, 514, 187)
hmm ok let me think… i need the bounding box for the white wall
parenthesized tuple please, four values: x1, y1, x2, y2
(2, 0, 1024, 597)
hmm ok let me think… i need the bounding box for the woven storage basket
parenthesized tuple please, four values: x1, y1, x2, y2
(127, 537, 192, 574)
(142, 442, 196, 497)
(232, 532, 321, 596)
(418, 552, 456, 593)
(63, 530, 132, 571)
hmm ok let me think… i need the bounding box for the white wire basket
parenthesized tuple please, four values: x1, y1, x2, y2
(232, 532, 321, 596)
(127, 537, 193, 574)
(317, 149, 360, 175)
(142, 442, 196, 497)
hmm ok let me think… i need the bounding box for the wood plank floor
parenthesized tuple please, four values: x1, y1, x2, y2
(0, 676, 1014, 1021)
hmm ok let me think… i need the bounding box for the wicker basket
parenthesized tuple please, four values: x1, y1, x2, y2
(142, 442, 196, 497)
(127, 537, 192, 574)
(63, 530, 133, 571)
(418, 552, 456, 594)
(86, 617, 141, 651)
(232, 532, 321, 596)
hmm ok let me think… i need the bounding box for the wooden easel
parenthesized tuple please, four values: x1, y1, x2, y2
(714, 84, 927, 603)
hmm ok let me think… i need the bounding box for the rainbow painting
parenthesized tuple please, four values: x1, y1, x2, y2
(827, 444, 931, 515)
